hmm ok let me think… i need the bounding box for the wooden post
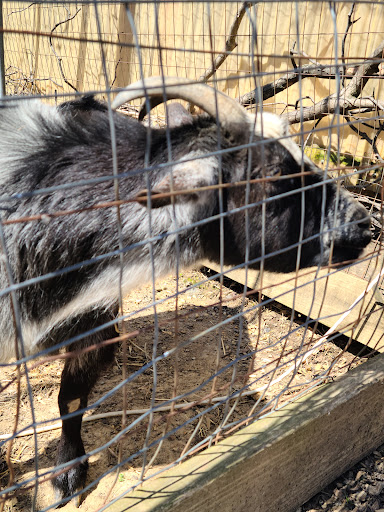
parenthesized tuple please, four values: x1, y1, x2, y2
(204, 260, 384, 352)
(107, 354, 384, 512)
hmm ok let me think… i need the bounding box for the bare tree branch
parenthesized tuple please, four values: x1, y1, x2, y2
(197, 2, 253, 84)
(239, 11, 383, 127)
(238, 39, 357, 107)
(187, 2, 253, 112)
(291, 46, 339, 75)
(281, 39, 384, 124)
(238, 60, 339, 106)
(346, 44, 384, 97)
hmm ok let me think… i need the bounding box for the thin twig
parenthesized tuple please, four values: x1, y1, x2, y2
(346, 113, 384, 163)
(303, 118, 322, 149)
(341, 3, 359, 86)
(0, 392, 257, 442)
(7, 3, 39, 17)
(49, 7, 81, 92)
(196, 2, 253, 84)
(291, 46, 337, 74)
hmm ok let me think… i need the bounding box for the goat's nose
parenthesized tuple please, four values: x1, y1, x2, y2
(353, 206, 372, 247)
(358, 215, 371, 230)
(352, 203, 371, 226)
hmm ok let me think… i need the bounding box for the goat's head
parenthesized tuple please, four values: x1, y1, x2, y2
(113, 77, 371, 272)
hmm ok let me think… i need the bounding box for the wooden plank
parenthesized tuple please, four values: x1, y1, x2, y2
(106, 354, 384, 512)
(204, 260, 384, 352)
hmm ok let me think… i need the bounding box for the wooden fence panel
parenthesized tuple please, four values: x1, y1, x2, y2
(2, 2, 384, 160)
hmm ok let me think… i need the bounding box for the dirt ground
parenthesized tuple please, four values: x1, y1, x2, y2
(0, 268, 371, 511)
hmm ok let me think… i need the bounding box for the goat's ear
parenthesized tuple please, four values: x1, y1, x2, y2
(135, 157, 217, 208)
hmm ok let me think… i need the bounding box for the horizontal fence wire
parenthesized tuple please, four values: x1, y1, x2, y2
(0, 1, 383, 511)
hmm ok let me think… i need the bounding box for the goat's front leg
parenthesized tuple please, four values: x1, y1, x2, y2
(52, 320, 116, 505)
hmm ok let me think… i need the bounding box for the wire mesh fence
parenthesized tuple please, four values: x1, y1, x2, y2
(0, 1, 383, 511)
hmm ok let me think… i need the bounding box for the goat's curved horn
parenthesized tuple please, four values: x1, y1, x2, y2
(112, 76, 249, 130)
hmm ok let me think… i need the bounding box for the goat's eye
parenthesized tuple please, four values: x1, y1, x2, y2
(263, 166, 282, 179)
(250, 166, 281, 180)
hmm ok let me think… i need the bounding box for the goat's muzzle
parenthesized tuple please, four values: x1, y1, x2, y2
(330, 200, 372, 265)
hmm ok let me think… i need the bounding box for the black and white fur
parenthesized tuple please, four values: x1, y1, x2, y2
(0, 90, 371, 502)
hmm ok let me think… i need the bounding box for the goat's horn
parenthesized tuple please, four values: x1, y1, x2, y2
(112, 76, 249, 129)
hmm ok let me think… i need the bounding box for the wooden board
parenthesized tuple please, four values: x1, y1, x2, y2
(204, 259, 384, 352)
(106, 354, 384, 512)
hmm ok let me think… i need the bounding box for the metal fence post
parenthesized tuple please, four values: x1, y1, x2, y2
(0, 0, 5, 97)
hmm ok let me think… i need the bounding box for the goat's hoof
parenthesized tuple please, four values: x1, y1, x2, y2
(52, 461, 87, 508)
(54, 489, 81, 509)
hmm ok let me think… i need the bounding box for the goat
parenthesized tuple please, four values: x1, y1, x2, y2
(0, 77, 371, 503)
